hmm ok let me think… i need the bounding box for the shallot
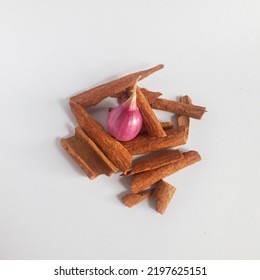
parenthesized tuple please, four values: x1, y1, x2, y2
(107, 77, 143, 141)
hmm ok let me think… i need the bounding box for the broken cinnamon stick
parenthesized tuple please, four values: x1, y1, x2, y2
(121, 189, 151, 208)
(151, 180, 176, 215)
(131, 150, 201, 193)
(125, 149, 183, 176)
(178, 95, 192, 127)
(70, 101, 132, 174)
(60, 127, 117, 179)
(122, 126, 188, 155)
(136, 87, 166, 138)
(151, 98, 206, 119)
(70, 64, 164, 108)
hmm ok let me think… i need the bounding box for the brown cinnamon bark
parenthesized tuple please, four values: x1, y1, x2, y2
(122, 126, 188, 155)
(151, 180, 176, 214)
(60, 127, 117, 179)
(141, 88, 163, 103)
(125, 149, 183, 176)
(139, 121, 174, 134)
(70, 64, 164, 108)
(121, 189, 151, 208)
(131, 151, 201, 193)
(151, 98, 206, 119)
(178, 95, 192, 127)
(70, 101, 132, 174)
(136, 87, 166, 137)
(117, 88, 162, 104)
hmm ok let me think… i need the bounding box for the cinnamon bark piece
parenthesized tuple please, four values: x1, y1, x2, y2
(122, 126, 188, 155)
(178, 95, 192, 127)
(125, 149, 183, 176)
(121, 189, 151, 208)
(139, 121, 174, 134)
(151, 98, 206, 119)
(60, 127, 117, 179)
(70, 101, 132, 174)
(131, 151, 201, 193)
(151, 180, 176, 214)
(136, 87, 166, 137)
(140, 88, 163, 103)
(117, 88, 162, 104)
(70, 64, 164, 108)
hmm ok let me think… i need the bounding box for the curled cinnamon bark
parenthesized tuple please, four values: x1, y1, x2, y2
(140, 88, 163, 103)
(70, 101, 132, 174)
(131, 150, 201, 193)
(125, 149, 183, 176)
(178, 95, 192, 127)
(122, 126, 188, 155)
(136, 87, 166, 137)
(70, 64, 164, 108)
(151, 98, 206, 119)
(60, 127, 117, 179)
(121, 189, 152, 208)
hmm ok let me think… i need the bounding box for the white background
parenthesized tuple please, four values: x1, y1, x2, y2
(0, 0, 259, 260)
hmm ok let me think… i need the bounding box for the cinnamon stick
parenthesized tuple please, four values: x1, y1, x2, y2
(70, 64, 164, 108)
(60, 127, 117, 179)
(151, 180, 176, 214)
(151, 98, 206, 119)
(121, 189, 151, 208)
(141, 88, 163, 103)
(125, 149, 183, 176)
(135, 87, 166, 137)
(178, 95, 192, 127)
(70, 101, 132, 174)
(122, 126, 188, 155)
(131, 150, 201, 193)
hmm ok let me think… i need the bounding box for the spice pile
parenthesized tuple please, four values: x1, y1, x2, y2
(61, 64, 206, 214)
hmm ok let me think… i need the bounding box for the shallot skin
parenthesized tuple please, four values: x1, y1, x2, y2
(107, 103, 143, 142)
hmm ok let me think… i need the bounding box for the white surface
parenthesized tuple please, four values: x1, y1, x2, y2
(0, 0, 259, 260)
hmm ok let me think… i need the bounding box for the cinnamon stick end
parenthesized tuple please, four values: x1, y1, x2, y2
(121, 189, 151, 208)
(151, 180, 176, 214)
(60, 137, 97, 180)
(60, 127, 118, 179)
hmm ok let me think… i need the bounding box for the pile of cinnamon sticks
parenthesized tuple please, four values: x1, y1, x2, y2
(61, 64, 206, 214)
